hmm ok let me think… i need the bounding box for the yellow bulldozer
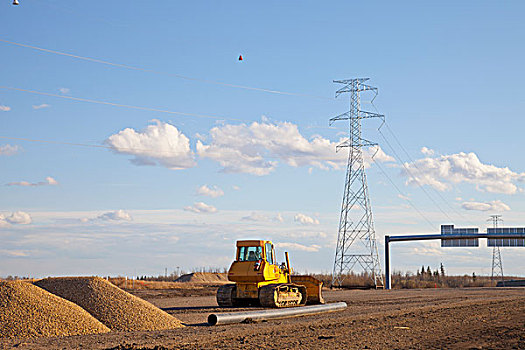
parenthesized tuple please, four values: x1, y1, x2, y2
(217, 240, 325, 308)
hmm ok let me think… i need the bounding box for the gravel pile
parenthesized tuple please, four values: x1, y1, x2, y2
(175, 272, 228, 283)
(35, 277, 184, 331)
(0, 280, 110, 338)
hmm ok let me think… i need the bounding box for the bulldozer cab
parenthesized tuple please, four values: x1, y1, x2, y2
(236, 240, 275, 265)
(228, 240, 286, 286)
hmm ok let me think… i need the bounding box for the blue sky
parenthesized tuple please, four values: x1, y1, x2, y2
(1, 1, 524, 278)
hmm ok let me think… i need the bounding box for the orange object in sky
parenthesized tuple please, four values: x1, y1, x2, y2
(238, 55, 243, 61)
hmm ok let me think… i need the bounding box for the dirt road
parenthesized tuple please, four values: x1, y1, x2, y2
(1, 287, 523, 349)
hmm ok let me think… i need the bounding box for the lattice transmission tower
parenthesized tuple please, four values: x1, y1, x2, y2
(488, 215, 504, 285)
(330, 78, 384, 288)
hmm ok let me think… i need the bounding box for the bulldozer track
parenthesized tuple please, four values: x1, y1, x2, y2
(216, 284, 236, 307)
(259, 284, 307, 308)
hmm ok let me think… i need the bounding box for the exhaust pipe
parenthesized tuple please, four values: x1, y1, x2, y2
(208, 302, 347, 326)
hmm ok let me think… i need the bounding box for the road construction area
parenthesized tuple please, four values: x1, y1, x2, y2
(1, 286, 524, 349)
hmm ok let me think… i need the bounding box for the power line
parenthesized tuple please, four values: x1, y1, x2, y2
(382, 122, 476, 226)
(369, 101, 474, 225)
(377, 125, 456, 224)
(372, 158, 436, 231)
(0, 38, 333, 100)
(0, 135, 442, 232)
(0, 85, 337, 155)
(0, 136, 107, 149)
(0, 85, 337, 130)
(0, 135, 191, 156)
(0, 85, 244, 122)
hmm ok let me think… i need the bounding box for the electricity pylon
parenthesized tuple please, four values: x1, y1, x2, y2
(488, 215, 504, 286)
(330, 78, 384, 288)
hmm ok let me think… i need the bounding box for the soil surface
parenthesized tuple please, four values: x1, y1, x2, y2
(1, 287, 523, 349)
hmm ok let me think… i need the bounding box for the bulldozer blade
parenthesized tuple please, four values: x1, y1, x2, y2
(291, 275, 325, 305)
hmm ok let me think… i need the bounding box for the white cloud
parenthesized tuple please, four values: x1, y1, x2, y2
(461, 200, 511, 212)
(194, 132, 206, 141)
(7, 181, 32, 187)
(32, 103, 50, 110)
(0, 105, 11, 112)
(0, 144, 20, 156)
(196, 120, 393, 175)
(59, 87, 70, 94)
(241, 212, 269, 222)
(421, 147, 435, 156)
(276, 242, 321, 252)
(0, 249, 31, 257)
(241, 212, 284, 223)
(196, 185, 224, 198)
(409, 246, 443, 257)
(184, 202, 217, 214)
(7, 176, 59, 187)
(232, 185, 241, 191)
(294, 213, 320, 225)
(0, 211, 33, 225)
(106, 120, 195, 170)
(46, 177, 59, 185)
(80, 210, 133, 223)
(397, 194, 410, 201)
(97, 210, 132, 221)
(365, 145, 395, 167)
(403, 152, 525, 194)
(3, 208, 525, 277)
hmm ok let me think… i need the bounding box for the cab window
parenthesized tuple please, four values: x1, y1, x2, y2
(238, 246, 262, 261)
(265, 243, 274, 265)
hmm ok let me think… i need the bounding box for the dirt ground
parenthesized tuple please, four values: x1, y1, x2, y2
(1, 287, 523, 349)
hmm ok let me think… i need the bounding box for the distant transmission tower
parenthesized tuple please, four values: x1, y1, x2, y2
(488, 215, 504, 285)
(330, 78, 384, 288)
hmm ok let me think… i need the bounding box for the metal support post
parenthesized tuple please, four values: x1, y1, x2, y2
(385, 235, 391, 290)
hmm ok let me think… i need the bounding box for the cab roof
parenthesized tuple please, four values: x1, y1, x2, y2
(236, 240, 271, 247)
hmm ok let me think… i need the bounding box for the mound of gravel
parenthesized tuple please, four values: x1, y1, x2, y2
(0, 280, 110, 338)
(35, 277, 183, 331)
(175, 272, 228, 283)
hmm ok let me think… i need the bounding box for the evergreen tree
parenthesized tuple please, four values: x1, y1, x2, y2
(440, 263, 445, 277)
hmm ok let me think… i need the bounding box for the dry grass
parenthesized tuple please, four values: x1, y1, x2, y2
(109, 277, 186, 290)
(0, 280, 110, 338)
(311, 271, 502, 289)
(390, 271, 495, 289)
(109, 273, 229, 290)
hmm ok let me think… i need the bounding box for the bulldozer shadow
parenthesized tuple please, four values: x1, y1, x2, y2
(162, 304, 267, 313)
(161, 306, 218, 312)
